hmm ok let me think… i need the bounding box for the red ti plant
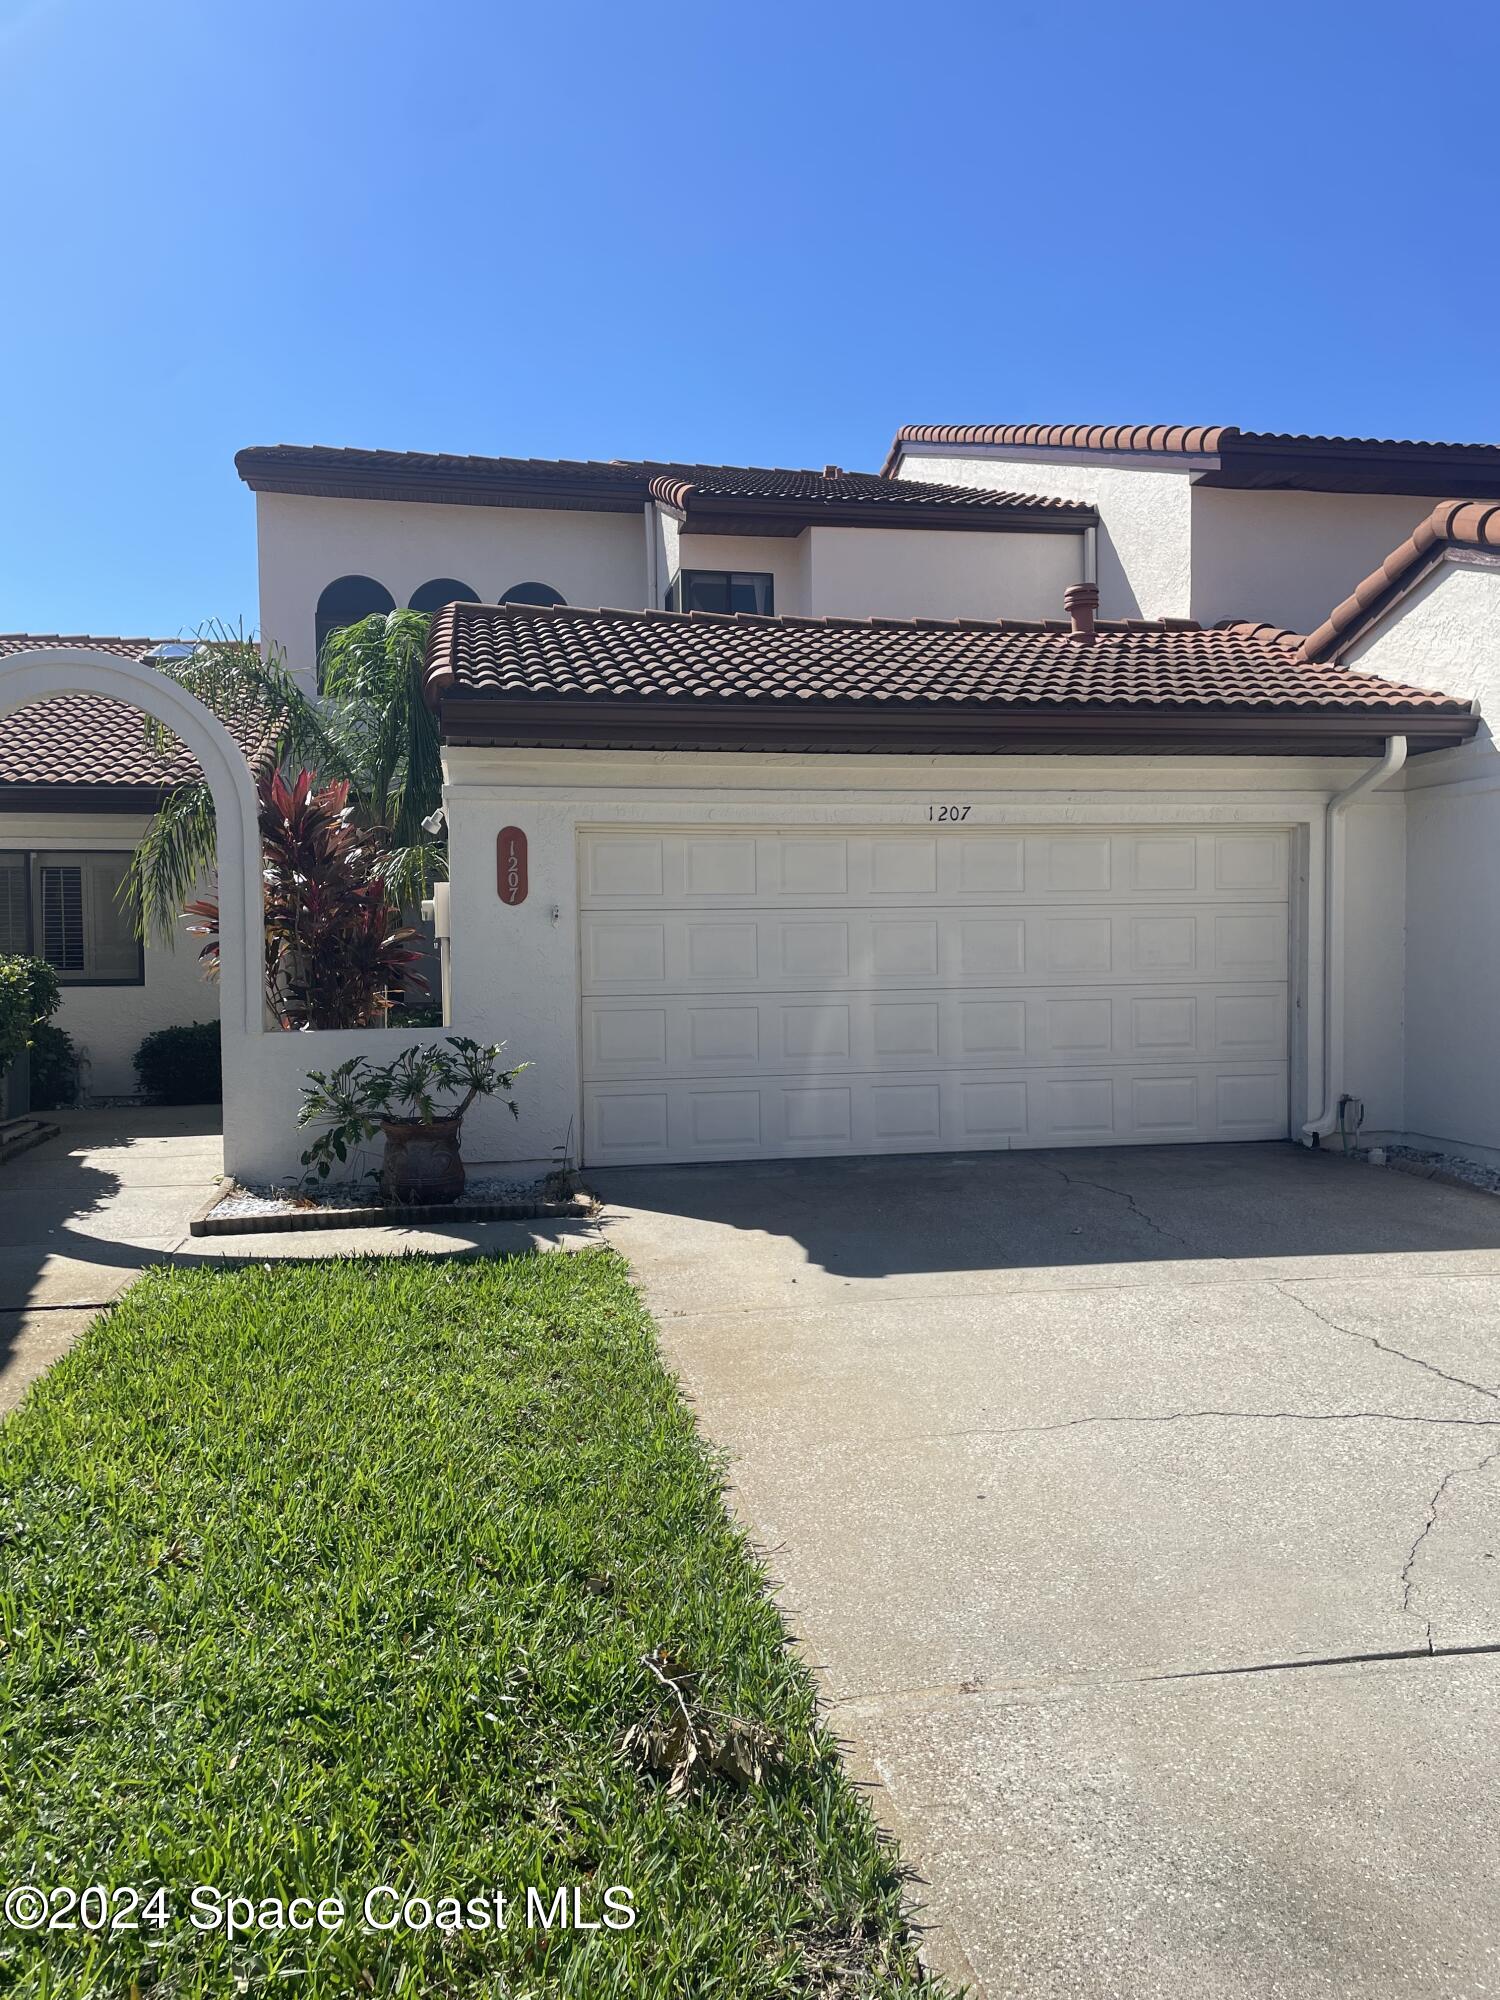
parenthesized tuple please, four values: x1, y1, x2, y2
(186, 769, 426, 1030)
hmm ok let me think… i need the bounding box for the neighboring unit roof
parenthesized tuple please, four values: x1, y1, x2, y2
(0, 635, 268, 807)
(235, 444, 1093, 535)
(423, 600, 1475, 758)
(883, 423, 1500, 497)
(1300, 500, 1500, 663)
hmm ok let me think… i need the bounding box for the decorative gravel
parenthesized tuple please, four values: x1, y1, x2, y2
(1367, 1144, 1500, 1196)
(210, 1174, 548, 1220)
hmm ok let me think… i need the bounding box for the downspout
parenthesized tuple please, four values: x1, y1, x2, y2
(1300, 733, 1407, 1145)
(643, 501, 660, 609)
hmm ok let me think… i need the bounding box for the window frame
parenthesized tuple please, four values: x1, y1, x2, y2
(0, 847, 145, 988)
(314, 575, 398, 689)
(665, 569, 775, 616)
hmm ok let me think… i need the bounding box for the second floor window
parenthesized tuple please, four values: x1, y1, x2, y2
(666, 570, 774, 616)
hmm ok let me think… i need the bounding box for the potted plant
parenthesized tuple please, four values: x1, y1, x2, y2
(298, 1037, 526, 1205)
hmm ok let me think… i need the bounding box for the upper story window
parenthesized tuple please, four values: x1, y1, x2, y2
(408, 578, 480, 615)
(500, 581, 566, 608)
(666, 570, 774, 616)
(0, 849, 142, 985)
(315, 576, 396, 678)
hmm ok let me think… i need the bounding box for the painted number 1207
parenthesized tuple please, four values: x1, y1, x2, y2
(928, 802, 972, 822)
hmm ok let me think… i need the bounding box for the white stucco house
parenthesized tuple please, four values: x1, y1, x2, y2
(7, 419, 1499, 1180)
(222, 428, 1500, 1179)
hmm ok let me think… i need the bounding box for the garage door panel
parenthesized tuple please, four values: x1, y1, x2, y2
(579, 830, 1288, 909)
(581, 905, 1285, 992)
(579, 828, 1289, 1164)
(583, 1063, 1290, 1164)
(582, 983, 1287, 1080)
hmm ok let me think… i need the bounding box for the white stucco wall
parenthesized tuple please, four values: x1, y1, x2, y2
(893, 447, 1195, 621)
(1339, 794, 1407, 1138)
(1189, 489, 1449, 634)
(672, 531, 811, 616)
(804, 525, 1082, 622)
(1343, 560, 1500, 1156)
(255, 493, 649, 687)
(0, 810, 220, 1098)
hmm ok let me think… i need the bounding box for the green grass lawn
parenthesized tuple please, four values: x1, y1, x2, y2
(0, 1249, 949, 1998)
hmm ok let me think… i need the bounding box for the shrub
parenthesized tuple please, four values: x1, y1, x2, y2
(186, 769, 426, 1030)
(0, 955, 63, 1081)
(27, 1023, 81, 1109)
(133, 1021, 222, 1105)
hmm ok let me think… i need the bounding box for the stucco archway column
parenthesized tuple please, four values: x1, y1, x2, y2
(0, 647, 265, 1142)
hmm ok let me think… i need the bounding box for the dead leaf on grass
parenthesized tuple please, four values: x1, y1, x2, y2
(619, 1650, 783, 1796)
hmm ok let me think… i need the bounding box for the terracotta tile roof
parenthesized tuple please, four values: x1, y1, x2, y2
(1300, 501, 1500, 663)
(882, 423, 1500, 497)
(425, 599, 1471, 728)
(0, 636, 266, 797)
(236, 444, 1091, 532)
(638, 463, 1084, 520)
(889, 423, 1230, 462)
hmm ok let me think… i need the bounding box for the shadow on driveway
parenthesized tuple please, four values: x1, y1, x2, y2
(591, 1140, 1500, 1290)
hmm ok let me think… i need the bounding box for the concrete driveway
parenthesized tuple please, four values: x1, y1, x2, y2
(595, 1143, 1500, 1999)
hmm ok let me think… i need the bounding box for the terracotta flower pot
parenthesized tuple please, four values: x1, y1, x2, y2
(379, 1115, 465, 1205)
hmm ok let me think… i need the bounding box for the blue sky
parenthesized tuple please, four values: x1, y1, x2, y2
(2, 0, 1497, 638)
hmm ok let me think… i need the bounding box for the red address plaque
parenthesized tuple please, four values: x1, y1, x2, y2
(497, 826, 528, 906)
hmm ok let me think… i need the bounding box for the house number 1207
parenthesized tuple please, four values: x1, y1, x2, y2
(928, 803, 972, 821)
(496, 826, 528, 905)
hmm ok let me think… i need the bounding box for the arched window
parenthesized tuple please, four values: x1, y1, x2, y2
(315, 576, 396, 676)
(408, 578, 479, 615)
(499, 581, 566, 608)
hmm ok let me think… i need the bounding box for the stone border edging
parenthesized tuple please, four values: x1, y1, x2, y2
(188, 1178, 596, 1237)
(0, 1115, 61, 1166)
(1380, 1155, 1499, 1198)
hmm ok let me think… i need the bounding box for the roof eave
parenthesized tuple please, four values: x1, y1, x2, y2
(234, 451, 645, 515)
(432, 694, 1476, 759)
(680, 493, 1095, 537)
(0, 781, 182, 812)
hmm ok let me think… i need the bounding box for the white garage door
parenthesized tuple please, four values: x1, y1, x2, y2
(579, 828, 1289, 1167)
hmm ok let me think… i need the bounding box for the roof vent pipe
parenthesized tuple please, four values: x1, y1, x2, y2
(1064, 581, 1099, 641)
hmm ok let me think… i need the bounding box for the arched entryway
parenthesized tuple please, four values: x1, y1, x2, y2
(0, 646, 264, 1159)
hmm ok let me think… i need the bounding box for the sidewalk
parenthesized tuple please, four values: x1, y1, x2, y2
(0, 1107, 599, 1416)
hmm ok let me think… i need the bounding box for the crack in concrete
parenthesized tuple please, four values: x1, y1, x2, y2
(1276, 1283, 1499, 1407)
(830, 1638, 1500, 1712)
(920, 1409, 1500, 1443)
(1037, 1161, 1193, 1250)
(1399, 1445, 1500, 1652)
(1148, 1638, 1500, 1684)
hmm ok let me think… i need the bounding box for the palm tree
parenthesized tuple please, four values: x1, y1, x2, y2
(318, 609, 445, 908)
(128, 613, 444, 944)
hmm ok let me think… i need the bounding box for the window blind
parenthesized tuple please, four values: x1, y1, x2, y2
(40, 865, 86, 972)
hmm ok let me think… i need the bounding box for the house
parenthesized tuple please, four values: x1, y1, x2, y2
(14, 418, 1495, 1179)
(0, 635, 230, 1100)
(226, 428, 1500, 1179)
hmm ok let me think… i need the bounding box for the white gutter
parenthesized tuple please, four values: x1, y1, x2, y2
(1301, 733, 1408, 1145)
